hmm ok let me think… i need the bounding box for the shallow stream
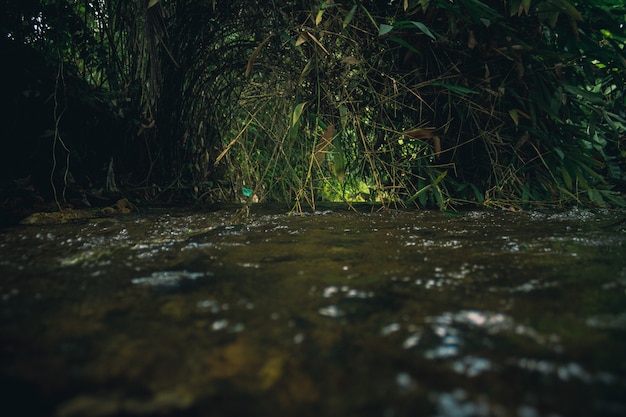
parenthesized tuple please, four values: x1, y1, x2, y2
(1, 205, 625, 417)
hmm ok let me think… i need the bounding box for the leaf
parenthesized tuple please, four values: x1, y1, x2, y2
(560, 167, 573, 190)
(554, 147, 565, 160)
(431, 82, 477, 96)
(295, 33, 308, 46)
(242, 187, 253, 198)
(147, 0, 160, 9)
(562, 84, 606, 105)
(509, 109, 519, 126)
(470, 183, 484, 203)
(410, 21, 437, 40)
(343, 5, 357, 29)
(291, 102, 307, 128)
(587, 188, 607, 206)
(331, 137, 346, 184)
(403, 127, 437, 140)
(379, 24, 394, 36)
(388, 37, 418, 53)
(550, 0, 582, 21)
(509, 0, 521, 16)
(305, 32, 330, 56)
(418, 0, 430, 13)
(315, 123, 335, 165)
(315, 9, 324, 26)
(406, 171, 447, 204)
(245, 34, 272, 78)
(341, 56, 362, 65)
(339, 105, 348, 129)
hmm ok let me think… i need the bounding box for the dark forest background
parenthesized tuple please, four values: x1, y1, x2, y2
(1, 0, 625, 217)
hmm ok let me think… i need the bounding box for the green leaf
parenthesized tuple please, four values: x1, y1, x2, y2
(587, 188, 607, 206)
(292, 102, 307, 127)
(242, 187, 253, 197)
(388, 37, 418, 53)
(560, 167, 573, 190)
(562, 84, 606, 105)
(339, 105, 348, 129)
(410, 21, 437, 40)
(554, 147, 565, 160)
(379, 24, 394, 36)
(470, 183, 484, 203)
(343, 5, 357, 29)
(431, 82, 477, 96)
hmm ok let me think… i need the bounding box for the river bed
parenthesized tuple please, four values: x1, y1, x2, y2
(1, 205, 625, 417)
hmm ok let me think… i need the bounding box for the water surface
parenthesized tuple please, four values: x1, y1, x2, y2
(1, 205, 625, 417)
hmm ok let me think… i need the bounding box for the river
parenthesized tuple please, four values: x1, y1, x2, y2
(1, 204, 625, 417)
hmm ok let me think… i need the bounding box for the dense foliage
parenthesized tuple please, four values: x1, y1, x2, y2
(1, 0, 625, 210)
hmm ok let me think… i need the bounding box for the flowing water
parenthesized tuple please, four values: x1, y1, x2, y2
(1, 204, 625, 417)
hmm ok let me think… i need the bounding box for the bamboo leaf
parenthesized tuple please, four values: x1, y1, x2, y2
(431, 82, 477, 96)
(388, 37, 418, 52)
(509, 0, 521, 16)
(343, 5, 357, 29)
(315, 123, 335, 165)
(587, 188, 607, 206)
(410, 21, 437, 40)
(560, 167, 573, 190)
(292, 102, 307, 127)
(379, 24, 393, 36)
(315, 9, 324, 26)
(418, 0, 430, 13)
(331, 137, 346, 184)
(295, 33, 308, 47)
(305, 32, 330, 56)
(549, 0, 582, 21)
(562, 84, 606, 105)
(245, 34, 272, 78)
(339, 105, 347, 129)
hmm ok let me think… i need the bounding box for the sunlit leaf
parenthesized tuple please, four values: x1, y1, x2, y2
(315, 9, 324, 26)
(295, 33, 308, 46)
(147, 0, 159, 9)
